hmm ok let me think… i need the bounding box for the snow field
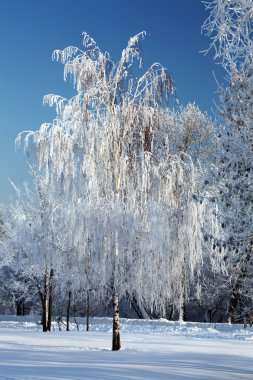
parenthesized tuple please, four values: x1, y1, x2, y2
(0, 317, 253, 379)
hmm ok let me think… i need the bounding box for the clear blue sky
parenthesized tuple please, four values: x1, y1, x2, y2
(0, 0, 223, 203)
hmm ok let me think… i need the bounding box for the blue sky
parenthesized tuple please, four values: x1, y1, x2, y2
(0, 0, 223, 202)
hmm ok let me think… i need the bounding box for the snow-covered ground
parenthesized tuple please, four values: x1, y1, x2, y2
(0, 316, 253, 379)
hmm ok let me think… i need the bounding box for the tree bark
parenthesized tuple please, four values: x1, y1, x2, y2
(86, 290, 90, 332)
(42, 268, 49, 332)
(112, 293, 121, 351)
(46, 269, 54, 331)
(178, 275, 186, 323)
(126, 292, 150, 319)
(179, 303, 186, 323)
(33, 275, 44, 329)
(16, 300, 24, 316)
(36, 267, 54, 332)
(66, 291, 72, 331)
(229, 284, 240, 323)
(42, 297, 48, 331)
(73, 304, 79, 331)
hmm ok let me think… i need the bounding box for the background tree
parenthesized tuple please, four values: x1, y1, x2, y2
(203, 0, 253, 322)
(0, 174, 72, 330)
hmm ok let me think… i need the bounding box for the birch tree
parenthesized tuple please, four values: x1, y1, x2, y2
(1, 175, 71, 330)
(17, 32, 208, 347)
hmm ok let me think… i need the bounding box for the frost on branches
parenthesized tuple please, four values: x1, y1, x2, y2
(11, 32, 211, 348)
(202, 0, 253, 69)
(203, 0, 253, 323)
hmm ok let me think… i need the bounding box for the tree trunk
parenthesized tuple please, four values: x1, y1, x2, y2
(66, 291, 72, 331)
(112, 293, 121, 351)
(73, 304, 79, 331)
(16, 301, 24, 316)
(178, 255, 187, 323)
(127, 292, 150, 319)
(179, 303, 186, 323)
(178, 279, 186, 323)
(46, 269, 54, 331)
(165, 304, 174, 321)
(86, 290, 90, 332)
(39, 267, 54, 332)
(33, 274, 47, 330)
(229, 286, 240, 323)
(42, 268, 49, 332)
(42, 294, 48, 332)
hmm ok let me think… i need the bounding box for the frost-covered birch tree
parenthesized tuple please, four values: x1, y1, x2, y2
(17, 31, 208, 347)
(203, 0, 253, 322)
(0, 174, 74, 330)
